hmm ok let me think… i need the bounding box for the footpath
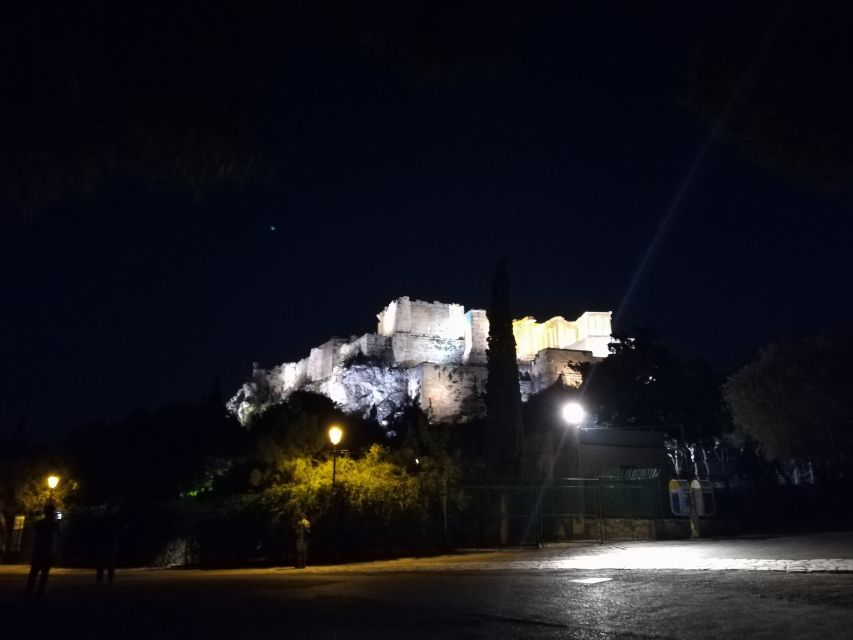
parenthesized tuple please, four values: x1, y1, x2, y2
(297, 530, 853, 574)
(2, 531, 852, 576)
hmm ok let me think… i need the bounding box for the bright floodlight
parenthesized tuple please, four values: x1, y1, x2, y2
(562, 402, 586, 426)
(47, 475, 60, 490)
(328, 425, 343, 446)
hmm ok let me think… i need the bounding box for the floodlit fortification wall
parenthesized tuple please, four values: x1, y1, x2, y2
(377, 296, 466, 340)
(530, 348, 597, 392)
(377, 297, 468, 366)
(411, 363, 488, 422)
(228, 296, 614, 425)
(339, 333, 391, 362)
(463, 309, 489, 364)
(308, 338, 348, 381)
(269, 359, 309, 396)
(571, 312, 613, 358)
(390, 333, 465, 366)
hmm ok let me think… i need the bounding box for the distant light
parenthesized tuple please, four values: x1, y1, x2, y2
(328, 425, 343, 446)
(562, 402, 586, 426)
(47, 475, 60, 490)
(55, 511, 63, 520)
(270, 225, 277, 232)
(570, 577, 612, 584)
(415, 458, 420, 465)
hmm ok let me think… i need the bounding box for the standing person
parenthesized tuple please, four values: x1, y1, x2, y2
(294, 514, 310, 568)
(26, 504, 60, 603)
(95, 505, 120, 585)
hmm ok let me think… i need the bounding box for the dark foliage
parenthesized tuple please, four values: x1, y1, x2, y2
(522, 382, 582, 435)
(723, 332, 853, 486)
(246, 391, 387, 480)
(60, 389, 244, 504)
(573, 329, 729, 441)
(484, 258, 524, 477)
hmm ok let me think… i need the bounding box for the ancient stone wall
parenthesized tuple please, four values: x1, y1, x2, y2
(518, 374, 534, 402)
(390, 333, 464, 366)
(229, 296, 613, 425)
(463, 309, 489, 364)
(377, 298, 400, 336)
(514, 312, 612, 360)
(572, 312, 613, 358)
(273, 360, 308, 395)
(410, 299, 465, 339)
(412, 363, 488, 422)
(514, 316, 578, 360)
(339, 333, 391, 362)
(307, 338, 348, 381)
(377, 296, 465, 340)
(530, 348, 597, 392)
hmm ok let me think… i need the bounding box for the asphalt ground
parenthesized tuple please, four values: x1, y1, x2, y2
(3, 532, 853, 640)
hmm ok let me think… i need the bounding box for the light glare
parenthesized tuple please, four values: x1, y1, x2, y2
(562, 402, 586, 426)
(47, 475, 60, 490)
(328, 425, 343, 446)
(570, 577, 612, 584)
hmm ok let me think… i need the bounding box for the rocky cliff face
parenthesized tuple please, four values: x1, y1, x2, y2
(310, 363, 412, 424)
(227, 361, 415, 425)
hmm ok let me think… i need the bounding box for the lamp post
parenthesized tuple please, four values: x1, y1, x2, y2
(562, 402, 586, 477)
(328, 425, 343, 488)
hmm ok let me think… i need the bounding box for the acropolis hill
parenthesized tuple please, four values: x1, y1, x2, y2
(228, 296, 613, 424)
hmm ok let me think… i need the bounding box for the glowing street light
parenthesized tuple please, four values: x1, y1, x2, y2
(328, 425, 343, 488)
(561, 402, 587, 478)
(46, 474, 60, 504)
(562, 402, 586, 427)
(328, 425, 343, 447)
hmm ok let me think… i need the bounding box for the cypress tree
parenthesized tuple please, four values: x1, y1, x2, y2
(485, 258, 524, 478)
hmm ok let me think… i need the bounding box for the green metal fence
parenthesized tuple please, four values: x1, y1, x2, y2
(448, 474, 663, 546)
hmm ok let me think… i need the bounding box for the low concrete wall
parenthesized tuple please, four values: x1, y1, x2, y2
(544, 517, 719, 541)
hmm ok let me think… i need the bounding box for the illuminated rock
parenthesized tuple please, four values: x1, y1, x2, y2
(310, 363, 411, 425)
(228, 296, 612, 424)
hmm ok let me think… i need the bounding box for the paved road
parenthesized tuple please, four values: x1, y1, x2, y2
(3, 533, 853, 639)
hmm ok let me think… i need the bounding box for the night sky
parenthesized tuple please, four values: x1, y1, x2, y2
(3, 3, 852, 437)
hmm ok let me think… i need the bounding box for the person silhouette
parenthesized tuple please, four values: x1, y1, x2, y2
(95, 505, 120, 584)
(295, 514, 310, 568)
(26, 504, 60, 603)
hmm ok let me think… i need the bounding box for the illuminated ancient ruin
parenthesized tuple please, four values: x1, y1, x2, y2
(228, 297, 612, 424)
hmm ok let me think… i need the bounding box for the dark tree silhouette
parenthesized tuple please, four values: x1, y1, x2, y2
(723, 333, 853, 485)
(573, 329, 728, 441)
(484, 258, 523, 478)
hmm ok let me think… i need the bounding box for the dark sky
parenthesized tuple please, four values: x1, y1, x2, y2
(2, 3, 852, 437)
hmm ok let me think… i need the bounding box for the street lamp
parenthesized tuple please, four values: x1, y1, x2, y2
(46, 474, 60, 502)
(328, 425, 343, 488)
(562, 402, 586, 477)
(562, 402, 586, 427)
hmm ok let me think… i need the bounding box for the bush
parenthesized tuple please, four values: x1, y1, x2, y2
(261, 445, 435, 563)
